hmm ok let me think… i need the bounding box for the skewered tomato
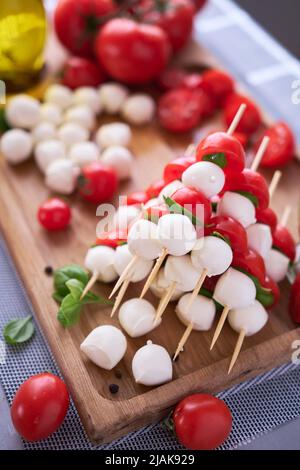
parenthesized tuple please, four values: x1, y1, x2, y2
(171, 186, 212, 224)
(164, 155, 195, 183)
(256, 207, 278, 234)
(255, 122, 295, 168)
(200, 69, 234, 105)
(232, 132, 248, 149)
(158, 88, 203, 132)
(146, 179, 166, 199)
(232, 249, 266, 285)
(272, 224, 296, 261)
(78, 162, 118, 204)
(223, 169, 270, 210)
(205, 215, 248, 254)
(38, 198, 71, 231)
(156, 66, 187, 90)
(289, 274, 300, 323)
(62, 56, 105, 89)
(223, 93, 262, 135)
(95, 229, 128, 248)
(263, 276, 280, 310)
(125, 191, 150, 206)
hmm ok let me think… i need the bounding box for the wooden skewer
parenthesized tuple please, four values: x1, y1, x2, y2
(280, 205, 292, 228)
(110, 278, 130, 317)
(269, 170, 282, 201)
(154, 281, 177, 324)
(185, 143, 196, 157)
(227, 103, 247, 136)
(210, 305, 230, 350)
(80, 271, 99, 300)
(173, 322, 194, 361)
(109, 254, 138, 299)
(183, 269, 208, 313)
(250, 136, 270, 172)
(228, 328, 246, 374)
(140, 248, 168, 299)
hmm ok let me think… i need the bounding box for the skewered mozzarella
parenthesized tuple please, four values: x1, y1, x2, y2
(182, 162, 225, 198)
(64, 105, 95, 131)
(264, 248, 290, 282)
(119, 298, 161, 337)
(132, 340, 172, 386)
(0, 129, 33, 164)
(58, 123, 89, 148)
(144, 198, 160, 209)
(228, 300, 268, 336)
(246, 223, 272, 259)
(73, 87, 102, 114)
(5, 95, 41, 129)
(95, 122, 131, 149)
(40, 103, 62, 126)
(122, 94, 155, 125)
(32, 122, 57, 143)
(80, 325, 127, 370)
(101, 146, 133, 180)
(84, 246, 117, 283)
(164, 255, 199, 292)
(99, 82, 129, 114)
(158, 180, 183, 203)
(128, 219, 162, 260)
(176, 294, 216, 331)
(217, 191, 256, 228)
(112, 205, 140, 230)
(213, 267, 256, 309)
(45, 159, 79, 195)
(68, 141, 100, 167)
(44, 84, 73, 110)
(114, 245, 153, 282)
(191, 236, 233, 277)
(157, 214, 196, 256)
(150, 268, 183, 300)
(35, 139, 66, 173)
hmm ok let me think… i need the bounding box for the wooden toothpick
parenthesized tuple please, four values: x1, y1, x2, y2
(228, 328, 246, 374)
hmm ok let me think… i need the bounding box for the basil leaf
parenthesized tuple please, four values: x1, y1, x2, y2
(66, 278, 84, 300)
(57, 295, 82, 328)
(235, 191, 259, 208)
(82, 291, 113, 305)
(211, 230, 231, 247)
(54, 265, 89, 297)
(3, 316, 34, 345)
(235, 268, 274, 308)
(163, 196, 202, 227)
(52, 292, 65, 304)
(202, 152, 227, 169)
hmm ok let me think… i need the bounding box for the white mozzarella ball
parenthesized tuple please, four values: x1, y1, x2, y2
(40, 103, 63, 125)
(150, 268, 183, 301)
(0, 129, 33, 164)
(143, 198, 160, 209)
(80, 325, 127, 370)
(191, 236, 233, 277)
(228, 300, 268, 336)
(84, 246, 117, 283)
(132, 340, 172, 386)
(213, 268, 256, 309)
(35, 139, 66, 173)
(247, 223, 272, 260)
(44, 84, 73, 110)
(119, 298, 161, 338)
(128, 219, 162, 260)
(112, 205, 140, 231)
(99, 82, 129, 114)
(73, 87, 102, 114)
(64, 105, 95, 131)
(158, 214, 196, 256)
(95, 122, 131, 149)
(114, 245, 153, 283)
(158, 180, 183, 203)
(176, 294, 216, 331)
(58, 123, 89, 148)
(217, 191, 256, 228)
(264, 249, 290, 283)
(68, 141, 100, 168)
(164, 255, 199, 292)
(101, 146, 133, 180)
(45, 159, 79, 195)
(5, 94, 41, 129)
(182, 162, 225, 198)
(32, 122, 57, 144)
(122, 94, 155, 125)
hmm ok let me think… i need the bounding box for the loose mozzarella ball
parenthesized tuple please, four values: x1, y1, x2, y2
(128, 219, 163, 260)
(32, 122, 57, 144)
(217, 191, 256, 228)
(114, 245, 153, 283)
(112, 205, 140, 231)
(58, 122, 89, 148)
(5, 94, 41, 129)
(80, 325, 127, 370)
(214, 268, 256, 309)
(64, 105, 95, 131)
(95, 122, 132, 149)
(158, 214, 196, 256)
(68, 141, 100, 167)
(264, 249, 290, 283)
(191, 236, 233, 277)
(164, 255, 199, 292)
(132, 340, 172, 386)
(150, 268, 183, 301)
(122, 94, 155, 125)
(0, 129, 33, 164)
(84, 246, 117, 283)
(45, 159, 79, 195)
(158, 180, 183, 203)
(228, 300, 268, 336)
(247, 223, 272, 259)
(182, 162, 225, 198)
(35, 139, 66, 173)
(176, 294, 216, 331)
(73, 87, 102, 114)
(40, 103, 63, 126)
(101, 146, 133, 180)
(119, 298, 161, 338)
(99, 82, 129, 114)
(44, 84, 73, 110)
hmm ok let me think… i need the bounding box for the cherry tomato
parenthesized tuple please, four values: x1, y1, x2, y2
(146, 179, 166, 199)
(95, 18, 171, 84)
(38, 198, 71, 231)
(196, 131, 246, 175)
(232, 131, 248, 149)
(224, 93, 262, 136)
(182, 74, 217, 118)
(232, 249, 266, 285)
(171, 186, 212, 224)
(272, 224, 296, 261)
(54, 0, 117, 57)
(158, 88, 203, 132)
(143, 204, 170, 223)
(255, 122, 295, 168)
(205, 215, 248, 254)
(200, 69, 234, 105)
(95, 229, 128, 248)
(78, 162, 118, 204)
(192, 0, 207, 10)
(256, 207, 277, 234)
(263, 275, 280, 310)
(289, 273, 300, 323)
(173, 394, 232, 450)
(163, 155, 195, 183)
(124, 191, 150, 206)
(11, 373, 69, 442)
(62, 56, 105, 89)
(223, 169, 270, 210)
(156, 66, 187, 91)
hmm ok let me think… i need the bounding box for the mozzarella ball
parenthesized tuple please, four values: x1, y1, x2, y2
(35, 139, 66, 173)
(228, 300, 268, 336)
(101, 146, 133, 180)
(95, 122, 131, 149)
(158, 180, 183, 203)
(217, 191, 256, 228)
(164, 255, 199, 292)
(158, 214, 196, 256)
(176, 294, 216, 331)
(264, 249, 290, 283)
(247, 223, 272, 260)
(128, 219, 163, 260)
(58, 123, 89, 148)
(144, 198, 160, 209)
(150, 268, 183, 301)
(45, 159, 79, 195)
(73, 87, 102, 114)
(40, 102, 63, 125)
(122, 94, 155, 125)
(44, 84, 73, 110)
(99, 82, 129, 114)
(112, 205, 140, 231)
(68, 141, 100, 168)
(32, 122, 57, 144)
(119, 299, 161, 338)
(64, 105, 95, 131)
(114, 245, 153, 283)
(5, 94, 40, 129)
(132, 340, 172, 386)
(182, 162, 225, 198)
(213, 268, 256, 309)
(191, 236, 233, 277)
(0, 129, 33, 164)
(80, 325, 127, 370)
(84, 246, 117, 283)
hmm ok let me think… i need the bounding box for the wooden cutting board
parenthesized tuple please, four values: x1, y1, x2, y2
(0, 41, 299, 444)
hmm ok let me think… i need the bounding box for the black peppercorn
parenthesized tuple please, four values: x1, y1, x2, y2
(44, 266, 53, 276)
(109, 383, 119, 394)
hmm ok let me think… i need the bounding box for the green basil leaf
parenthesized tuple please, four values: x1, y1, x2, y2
(256, 286, 274, 309)
(3, 316, 35, 345)
(52, 291, 65, 304)
(65, 278, 84, 300)
(163, 196, 202, 227)
(235, 191, 259, 208)
(54, 265, 89, 297)
(82, 291, 113, 305)
(202, 152, 227, 169)
(211, 231, 231, 247)
(57, 294, 82, 328)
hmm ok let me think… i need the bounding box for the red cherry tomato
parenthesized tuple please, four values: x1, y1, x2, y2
(163, 155, 195, 183)
(205, 215, 248, 254)
(192, 0, 207, 11)
(95, 18, 171, 84)
(146, 179, 166, 199)
(256, 207, 277, 234)
(200, 69, 234, 105)
(289, 273, 300, 323)
(95, 229, 128, 248)
(224, 93, 262, 136)
(62, 56, 105, 89)
(78, 162, 118, 204)
(223, 169, 270, 210)
(272, 224, 296, 261)
(38, 198, 71, 231)
(232, 131, 248, 149)
(143, 204, 170, 223)
(11, 373, 69, 442)
(54, 0, 117, 57)
(255, 122, 295, 168)
(158, 88, 203, 132)
(124, 191, 150, 206)
(173, 394, 232, 450)
(263, 275, 280, 310)
(156, 66, 187, 91)
(182, 74, 217, 118)
(171, 186, 212, 224)
(232, 249, 266, 285)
